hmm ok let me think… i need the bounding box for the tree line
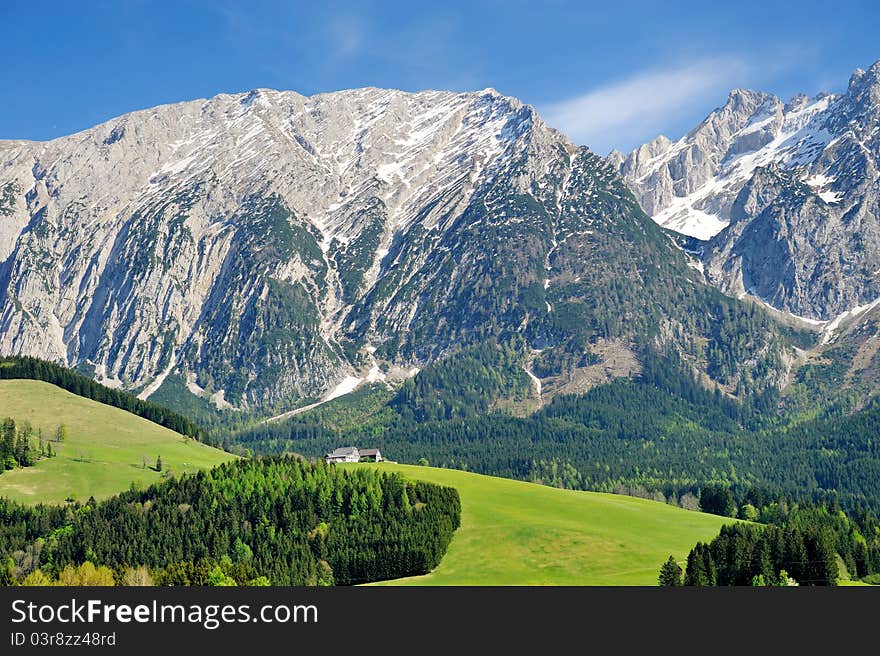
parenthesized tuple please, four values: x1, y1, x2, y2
(0, 456, 460, 586)
(0, 357, 208, 443)
(660, 501, 880, 586)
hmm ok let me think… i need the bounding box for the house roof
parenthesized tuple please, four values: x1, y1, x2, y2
(327, 446, 359, 457)
(359, 448, 381, 456)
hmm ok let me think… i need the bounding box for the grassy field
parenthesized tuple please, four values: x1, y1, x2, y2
(351, 462, 737, 586)
(0, 379, 235, 505)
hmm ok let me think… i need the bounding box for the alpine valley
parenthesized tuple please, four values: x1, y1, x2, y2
(3, 45, 880, 589)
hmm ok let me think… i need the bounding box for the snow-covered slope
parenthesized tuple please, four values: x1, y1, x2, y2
(616, 60, 880, 320)
(616, 90, 837, 239)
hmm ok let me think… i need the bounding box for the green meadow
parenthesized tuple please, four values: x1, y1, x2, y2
(0, 379, 235, 505)
(353, 462, 737, 586)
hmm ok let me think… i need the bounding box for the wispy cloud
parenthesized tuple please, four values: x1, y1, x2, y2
(325, 16, 364, 59)
(539, 57, 754, 154)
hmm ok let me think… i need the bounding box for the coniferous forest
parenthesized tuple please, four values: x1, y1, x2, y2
(662, 503, 880, 586)
(229, 346, 880, 517)
(0, 457, 460, 586)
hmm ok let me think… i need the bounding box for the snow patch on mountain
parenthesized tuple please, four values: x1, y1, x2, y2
(821, 297, 880, 345)
(619, 60, 880, 321)
(619, 91, 842, 238)
(523, 365, 542, 398)
(654, 193, 729, 239)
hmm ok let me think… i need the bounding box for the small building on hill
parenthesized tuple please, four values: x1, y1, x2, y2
(359, 448, 383, 462)
(325, 446, 360, 464)
(324, 446, 384, 464)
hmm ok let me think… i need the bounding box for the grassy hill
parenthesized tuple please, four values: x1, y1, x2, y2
(0, 380, 235, 504)
(352, 463, 736, 585)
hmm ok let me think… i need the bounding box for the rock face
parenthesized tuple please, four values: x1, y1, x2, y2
(618, 61, 880, 320)
(0, 86, 788, 409)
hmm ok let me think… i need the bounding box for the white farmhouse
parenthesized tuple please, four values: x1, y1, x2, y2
(325, 446, 360, 464)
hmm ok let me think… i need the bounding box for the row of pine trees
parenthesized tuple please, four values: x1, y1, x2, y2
(0, 356, 207, 442)
(661, 503, 880, 586)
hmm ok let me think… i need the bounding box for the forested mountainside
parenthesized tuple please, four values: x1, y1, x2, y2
(229, 344, 880, 516)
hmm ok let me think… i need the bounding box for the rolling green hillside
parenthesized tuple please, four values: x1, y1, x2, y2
(351, 463, 736, 585)
(0, 380, 235, 504)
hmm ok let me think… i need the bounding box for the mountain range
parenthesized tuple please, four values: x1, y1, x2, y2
(2, 61, 879, 413)
(615, 60, 880, 323)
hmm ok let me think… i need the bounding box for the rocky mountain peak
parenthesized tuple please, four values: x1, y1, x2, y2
(784, 93, 810, 113)
(0, 85, 588, 408)
(618, 59, 880, 321)
(724, 88, 773, 113)
(847, 60, 880, 106)
(849, 67, 867, 91)
(0, 81, 791, 412)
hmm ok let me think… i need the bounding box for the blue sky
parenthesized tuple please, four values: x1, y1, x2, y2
(1, 0, 878, 153)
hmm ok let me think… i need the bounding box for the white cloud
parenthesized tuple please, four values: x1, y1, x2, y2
(539, 57, 754, 154)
